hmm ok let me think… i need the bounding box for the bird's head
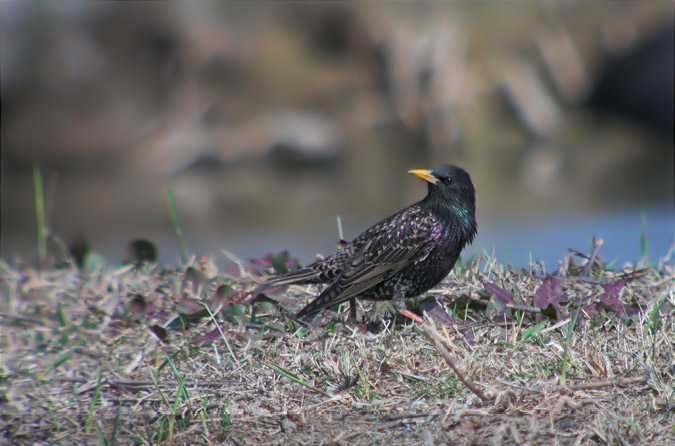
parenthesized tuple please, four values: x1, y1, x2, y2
(409, 165, 476, 220)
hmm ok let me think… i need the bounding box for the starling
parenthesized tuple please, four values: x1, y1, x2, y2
(264, 165, 477, 320)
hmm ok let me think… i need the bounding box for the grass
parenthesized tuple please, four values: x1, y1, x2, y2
(0, 250, 673, 445)
(166, 188, 190, 265)
(560, 296, 583, 386)
(32, 163, 47, 269)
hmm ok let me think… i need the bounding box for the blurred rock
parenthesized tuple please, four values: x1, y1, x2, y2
(588, 24, 674, 137)
(366, 20, 471, 151)
(132, 108, 344, 175)
(240, 110, 345, 167)
(285, 3, 362, 57)
(536, 26, 591, 103)
(492, 57, 562, 139)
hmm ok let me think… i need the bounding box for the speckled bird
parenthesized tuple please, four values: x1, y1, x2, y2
(264, 165, 477, 320)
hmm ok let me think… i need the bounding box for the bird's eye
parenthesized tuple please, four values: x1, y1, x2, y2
(443, 177, 453, 184)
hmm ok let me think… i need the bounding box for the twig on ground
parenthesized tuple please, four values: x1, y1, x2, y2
(419, 311, 493, 403)
(567, 375, 648, 390)
(581, 237, 604, 276)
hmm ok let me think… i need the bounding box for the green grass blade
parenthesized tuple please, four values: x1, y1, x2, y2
(639, 211, 648, 265)
(42, 341, 83, 376)
(33, 163, 47, 269)
(512, 321, 547, 351)
(109, 404, 121, 446)
(166, 354, 191, 410)
(85, 372, 104, 434)
(166, 188, 189, 264)
(147, 361, 171, 407)
(265, 362, 335, 399)
(96, 422, 107, 446)
(561, 298, 583, 385)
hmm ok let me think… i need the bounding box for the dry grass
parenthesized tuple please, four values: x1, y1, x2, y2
(1, 253, 673, 445)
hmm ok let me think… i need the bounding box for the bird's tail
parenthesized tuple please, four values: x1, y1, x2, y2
(263, 267, 323, 287)
(295, 285, 351, 319)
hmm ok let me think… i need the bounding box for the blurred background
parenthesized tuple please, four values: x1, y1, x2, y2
(2, 2, 673, 268)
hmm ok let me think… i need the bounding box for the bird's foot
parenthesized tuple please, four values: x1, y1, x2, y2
(399, 309, 424, 323)
(391, 291, 425, 323)
(391, 291, 408, 313)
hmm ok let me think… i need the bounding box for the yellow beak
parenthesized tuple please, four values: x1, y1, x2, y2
(408, 169, 438, 184)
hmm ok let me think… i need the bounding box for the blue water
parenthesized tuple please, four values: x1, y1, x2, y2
(205, 205, 674, 269)
(470, 206, 674, 268)
(7, 204, 670, 269)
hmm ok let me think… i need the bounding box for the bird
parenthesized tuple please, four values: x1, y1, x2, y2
(264, 165, 477, 321)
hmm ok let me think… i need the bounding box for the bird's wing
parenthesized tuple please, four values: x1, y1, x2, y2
(296, 208, 438, 317)
(264, 244, 357, 287)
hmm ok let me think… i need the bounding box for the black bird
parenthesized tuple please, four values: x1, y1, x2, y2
(265, 165, 477, 321)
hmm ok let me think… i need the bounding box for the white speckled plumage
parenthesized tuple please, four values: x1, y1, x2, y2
(264, 165, 477, 319)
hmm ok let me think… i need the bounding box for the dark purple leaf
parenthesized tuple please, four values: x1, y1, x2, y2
(271, 255, 288, 275)
(149, 310, 169, 321)
(580, 300, 600, 320)
(482, 280, 515, 305)
(176, 298, 207, 318)
(250, 251, 300, 276)
(419, 300, 456, 326)
(596, 278, 630, 314)
(533, 276, 567, 308)
(149, 325, 169, 343)
(129, 294, 147, 320)
(249, 284, 288, 301)
(181, 266, 211, 298)
(598, 294, 624, 312)
(191, 328, 222, 345)
(354, 323, 368, 334)
(533, 276, 568, 319)
(601, 278, 627, 300)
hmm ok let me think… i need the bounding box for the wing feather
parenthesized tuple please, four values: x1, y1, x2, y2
(296, 207, 439, 318)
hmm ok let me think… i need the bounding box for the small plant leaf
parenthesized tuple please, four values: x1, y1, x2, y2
(418, 299, 455, 326)
(249, 251, 300, 276)
(533, 276, 568, 319)
(129, 294, 148, 320)
(68, 233, 90, 269)
(191, 328, 222, 345)
(252, 284, 288, 299)
(212, 284, 235, 310)
(149, 325, 169, 343)
(181, 266, 211, 299)
(126, 239, 158, 264)
(176, 298, 209, 320)
(486, 294, 511, 321)
(482, 280, 516, 305)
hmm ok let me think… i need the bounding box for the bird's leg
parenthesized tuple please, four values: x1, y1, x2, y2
(391, 290, 408, 313)
(392, 290, 424, 323)
(349, 297, 357, 323)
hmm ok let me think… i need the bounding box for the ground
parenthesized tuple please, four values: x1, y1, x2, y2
(1, 251, 673, 445)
